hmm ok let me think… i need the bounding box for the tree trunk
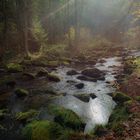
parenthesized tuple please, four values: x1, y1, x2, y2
(74, 0, 80, 47)
(24, 0, 29, 57)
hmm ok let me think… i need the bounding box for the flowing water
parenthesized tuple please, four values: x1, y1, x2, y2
(49, 57, 122, 133)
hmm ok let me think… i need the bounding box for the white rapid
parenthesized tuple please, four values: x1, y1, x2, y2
(53, 94, 116, 133)
(50, 57, 121, 133)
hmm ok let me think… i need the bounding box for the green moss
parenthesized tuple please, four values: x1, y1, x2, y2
(107, 106, 130, 133)
(113, 92, 132, 104)
(47, 73, 61, 82)
(15, 110, 38, 122)
(133, 57, 140, 74)
(48, 61, 59, 67)
(74, 94, 90, 102)
(135, 96, 140, 102)
(49, 105, 85, 131)
(123, 100, 133, 106)
(61, 61, 70, 66)
(22, 120, 64, 140)
(15, 88, 29, 97)
(0, 124, 6, 131)
(36, 68, 49, 77)
(6, 63, 23, 72)
(0, 109, 8, 119)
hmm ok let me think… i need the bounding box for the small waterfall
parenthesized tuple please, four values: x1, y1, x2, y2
(53, 94, 116, 133)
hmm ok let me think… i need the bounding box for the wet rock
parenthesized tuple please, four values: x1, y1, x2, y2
(98, 76, 105, 81)
(74, 93, 96, 102)
(81, 68, 105, 80)
(36, 68, 49, 77)
(6, 63, 23, 73)
(77, 75, 97, 82)
(106, 81, 111, 84)
(90, 93, 97, 99)
(98, 59, 106, 63)
(47, 73, 61, 82)
(66, 70, 78, 76)
(22, 72, 35, 80)
(75, 83, 84, 89)
(86, 60, 96, 65)
(15, 88, 29, 97)
(74, 94, 90, 102)
(66, 80, 77, 84)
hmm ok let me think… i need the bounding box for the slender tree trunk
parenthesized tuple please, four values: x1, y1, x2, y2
(74, 0, 80, 47)
(67, 0, 71, 48)
(24, 0, 29, 57)
(16, 0, 24, 53)
(2, 0, 7, 50)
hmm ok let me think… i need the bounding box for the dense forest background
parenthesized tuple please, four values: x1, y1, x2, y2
(0, 1, 140, 140)
(0, 0, 140, 62)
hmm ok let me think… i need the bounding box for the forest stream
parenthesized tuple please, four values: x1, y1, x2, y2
(6, 52, 139, 132)
(0, 49, 139, 140)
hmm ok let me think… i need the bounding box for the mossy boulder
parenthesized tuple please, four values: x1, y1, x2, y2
(108, 106, 130, 132)
(113, 92, 132, 103)
(77, 75, 97, 82)
(47, 74, 61, 82)
(81, 68, 105, 79)
(6, 63, 23, 72)
(61, 61, 70, 66)
(0, 109, 9, 120)
(123, 100, 133, 106)
(22, 72, 35, 80)
(49, 105, 85, 130)
(36, 68, 49, 77)
(48, 61, 59, 67)
(22, 120, 64, 140)
(15, 109, 38, 122)
(15, 88, 29, 97)
(66, 70, 78, 76)
(75, 83, 84, 89)
(74, 93, 96, 103)
(135, 96, 140, 102)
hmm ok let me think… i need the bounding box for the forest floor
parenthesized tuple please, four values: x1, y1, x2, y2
(0, 45, 140, 140)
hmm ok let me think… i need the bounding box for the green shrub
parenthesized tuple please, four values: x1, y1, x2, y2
(48, 105, 85, 131)
(113, 92, 132, 104)
(108, 106, 130, 133)
(6, 63, 23, 72)
(15, 110, 38, 122)
(22, 120, 64, 140)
